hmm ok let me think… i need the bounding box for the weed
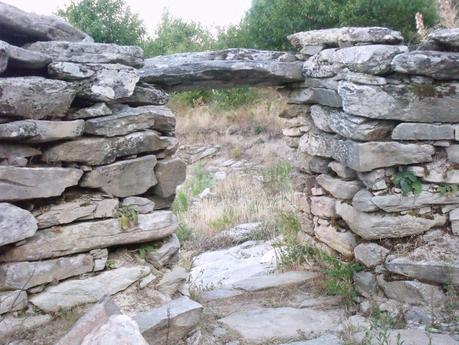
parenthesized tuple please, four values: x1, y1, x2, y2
(392, 169, 422, 196)
(172, 191, 189, 213)
(137, 245, 156, 259)
(177, 222, 193, 243)
(362, 308, 406, 345)
(436, 183, 459, 197)
(262, 161, 292, 192)
(231, 146, 242, 159)
(188, 163, 214, 197)
(114, 206, 139, 230)
(209, 207, 236, 231)
(105, 259, 116, 270)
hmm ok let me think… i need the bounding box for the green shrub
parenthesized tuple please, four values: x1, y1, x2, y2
(209, 207, 236, 231)
(392, 169, 422, 196)
(177, 223, 193, 243)
(188, 164, 214, 197)
(172, 191, 189, 214)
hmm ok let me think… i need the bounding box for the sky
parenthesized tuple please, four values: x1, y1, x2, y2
(3, 0, 252, 34)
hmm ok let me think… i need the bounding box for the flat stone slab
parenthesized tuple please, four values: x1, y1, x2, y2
(0, 211, 177, 262)
(392, 123, 455, 140)
(80, 155, 158, 197)
(0, 314, 52, 340)
(30, 265, 150, 312)
(356, 328, 459, 345)
(0, 202, 37, 247)
(299, 130, 434, 172)
(0, 166, 83, 201)
(371, 190, 459, 212)
(84, 105, 175, 137)
(427, 28, 459, 49)
(220, 307, 342, 344)
(43, 130, 173, 165)
(153, 157, 186, 198)
(119, 83, 169, 106)
(140, 48, 304, 91)
(134, 297, 203, 345)
(0, 253, 94, 290)
(385, 230, 459, 286)
(0, 290, 27, 314)
(0, 119, 84, 143)
(338, 81, 459, 123)
(0, 77, 76, 119)
(26, 41, 143, 67)
(288, 27, 403, 49)
(314, 224, 356, 258)
(0, 2, 87, 44)
(392, 51, 459, 80)
(0, 40, 51, 70)
(281, 335, 343, 345)
(336, 202, 446, 240)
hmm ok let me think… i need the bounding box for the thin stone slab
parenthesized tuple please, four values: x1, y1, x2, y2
(281, 335, 344, 345)
(0, 2, 87, 44)
(354, 243, 389, 268)
(0, 290, 27, 314)
(0, 77, 76, 119)
(0, 202, 37, 246)
(80, 155, 158, 197)
(355, 328, 459, 345)
(43, 130, 173, 165)
(392, 123, 455, 140)
(316, 174, 362, 200)
(146, 234, 180, 269)
(385, 231, 459, 286)
(288, 27, 403, 49)
(0, 211, 177, 262)
(0, 166, 83, 201)
(118, 83, 169, 106)
(26, 41, 143, 67)
(0, 143, 41, 161)
(336, 202, 447, 240)
(299, 130, 434, 172)
(0, 314, 52, 341)
(48, 61, 96, 80)
(30, 266, 150, 312)
(288, 88, 342, 107)
(0, 42, 7, 73)
(35, 195, 119, 228)
(0, 254, 94, 290)
(55, 297, 120, 345)
(304, 45, 407, 77)
(427, 28, 459, 49)
(84, 105, 175, 137)
(220, 307, 342, 344)
(371, 190, 459, 212)
(122, 197, 155, 214)
(67, 102, 112, 120)
(314, 224, 356, 258)
(0, 119, 84, 143)
(134, 297, 203, 345)
(140, 48, 304, 91)
(392, 51, 459, 80)
(338, 81, 459, 123)
(153, 158, 187, 198)
(0, 40, 51, 69)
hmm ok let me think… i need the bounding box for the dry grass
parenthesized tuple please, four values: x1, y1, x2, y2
(438, 0, 458, 28)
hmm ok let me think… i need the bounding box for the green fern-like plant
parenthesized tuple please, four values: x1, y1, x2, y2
(392, 169, 422, 196)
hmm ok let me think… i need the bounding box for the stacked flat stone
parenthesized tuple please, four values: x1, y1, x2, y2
(282, 27, 459, 314)
(0, 1, 185, 322)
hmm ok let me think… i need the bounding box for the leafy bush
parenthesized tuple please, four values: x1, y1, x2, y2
(172, 191, 189, 214)
(392, 169, 422, 196)
(58, 0, 146, 45)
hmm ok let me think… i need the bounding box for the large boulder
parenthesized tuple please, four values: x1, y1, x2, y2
(336, 202, 447, 240)
(0, 77, 76, 119)
(0, 254, 94, 290)
(134, 297, 203, 345)
(80, 155, 158, 197)
(140, 48, 304, 91)
(0, 211, 177, 262)
(30, 266, 150, 312)
(0, 203, 37, 247)
(0, 166, 83, 201)
(338, 81, 459, 123)
(0, 2, 87, 44)
(26, 41, 143, 67)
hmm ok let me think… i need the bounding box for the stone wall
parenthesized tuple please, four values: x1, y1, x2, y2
(0, 1, 185, 322)
(281, 27, 459, 315)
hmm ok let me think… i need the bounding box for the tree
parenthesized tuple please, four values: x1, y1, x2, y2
(58, 0, 147, 46)
(143, 12, 213, 58)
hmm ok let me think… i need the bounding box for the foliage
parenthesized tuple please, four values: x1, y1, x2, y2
(172, 191, 189, 214)
(58, 0, 146, 45)
(114, 206, 139, 230)
(137, 244, 156, 259)
(436, 183, 459, 197)
(188, 163, 215, 197)
(392, 169, 422, 196)
(176, 223, 193, 243)
(143, 11, 213, 58)
(105, 259, 116, 270)
(362, 307, 406, 345)
(209, 207, 237, 231)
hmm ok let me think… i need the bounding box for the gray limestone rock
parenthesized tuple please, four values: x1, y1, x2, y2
(134, 297, 203, 345)
(26, 41, 143, 67)
(67, 102, 112, 120)
(30, 266, 150, 312)
(314, 224, 356, 258)
(371, 190, 459, 212)
(156, 266, 188, 296)
(48, 61, 95, 80)
(288, 88, 342, 107)
(0, 77, 76, 119)
(311, 196, 336, 218)
(0, 2, 87, 44)
(0, 144, 41, 162)
(0, 254, 94, 290)
(80, 155, 158, 197)
(0, 211, 177, 262)
(427, 28, 459, 49)
(118, 83, 169, 106)
(316, 174, 363, 200)
(0, 166, 83, 201)
(392, 123, 455, 140)
(336, 202, 447, 240)
(140, 48, 304, 91)
(0, 40, 51, 70)
(328, 161, 357, 180)
(338, 81, 459, 123)
(146, 234, 180, 269)
(288, 27, 403, 49)
(392, 51, 459, 80)
(153, 158, 186, 198)
(84, 105, 175, 137)
(0, 290, 27, 314)
(352, 189, 378, 212)
(0, 41, 7, 73)
(0, 203, 37, 247)
(353, 271, 380, 298)
(121, 197, 155, 214)
(354, 243, 389, 267)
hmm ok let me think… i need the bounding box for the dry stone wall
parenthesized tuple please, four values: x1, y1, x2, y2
(281, 27, 459, 314)
(0, 1, 185, 324)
